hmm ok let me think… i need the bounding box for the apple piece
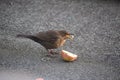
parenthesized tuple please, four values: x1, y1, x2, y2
(36, 78, 44, 80)
(61, 50, 78, 61)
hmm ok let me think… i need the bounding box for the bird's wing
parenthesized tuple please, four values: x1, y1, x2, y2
(35, 31, 61, 43)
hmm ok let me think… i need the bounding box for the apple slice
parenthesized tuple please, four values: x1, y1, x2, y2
(61, 50, 78, 61)
(36, 78, 44, 80)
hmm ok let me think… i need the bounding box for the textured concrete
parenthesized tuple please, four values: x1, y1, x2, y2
(0, 0, 120, 80)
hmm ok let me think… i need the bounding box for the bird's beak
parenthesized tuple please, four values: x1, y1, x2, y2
(68, 34, 74, 40)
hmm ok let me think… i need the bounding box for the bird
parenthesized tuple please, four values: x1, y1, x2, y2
(16, 30, 74, 55)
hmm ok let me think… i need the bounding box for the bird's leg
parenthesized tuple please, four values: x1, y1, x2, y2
(45, 49, 54, 56)
(45, 49, 58, 57)
(45, 49, 56, 57)
(48, 49, 54, 54)
(49, 49, 58, 54)
(49, 49, 59, 54)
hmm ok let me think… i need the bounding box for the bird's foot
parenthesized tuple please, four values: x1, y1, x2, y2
(48, 49, 58, 55)
(45, 54, 56, 58)
(45, 49, 58, 57)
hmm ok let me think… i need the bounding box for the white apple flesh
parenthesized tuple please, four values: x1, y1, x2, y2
(61, 50, 78, 61)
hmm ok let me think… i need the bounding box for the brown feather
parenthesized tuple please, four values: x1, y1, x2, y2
(17, 30, 73, 53)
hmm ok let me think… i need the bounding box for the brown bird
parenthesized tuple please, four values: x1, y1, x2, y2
(17, 30, 74, 54)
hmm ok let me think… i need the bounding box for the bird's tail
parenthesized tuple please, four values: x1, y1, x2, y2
(16, 34, 41, 43)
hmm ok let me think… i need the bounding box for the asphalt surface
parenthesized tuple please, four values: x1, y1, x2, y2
(0, 0, 120, 80)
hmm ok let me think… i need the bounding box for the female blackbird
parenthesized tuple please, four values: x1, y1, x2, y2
(17, 30, 74, 54)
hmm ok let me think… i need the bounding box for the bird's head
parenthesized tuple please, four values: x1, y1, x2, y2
(58, 30, 74, 40)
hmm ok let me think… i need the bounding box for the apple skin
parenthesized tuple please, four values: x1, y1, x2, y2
(36, 78, 44, 80)
(60, 50, 78, 62)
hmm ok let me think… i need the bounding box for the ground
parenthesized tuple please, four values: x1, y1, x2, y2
(0, 0, 120, 80)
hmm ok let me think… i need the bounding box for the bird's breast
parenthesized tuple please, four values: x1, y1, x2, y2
(60, 40, 66, 46)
